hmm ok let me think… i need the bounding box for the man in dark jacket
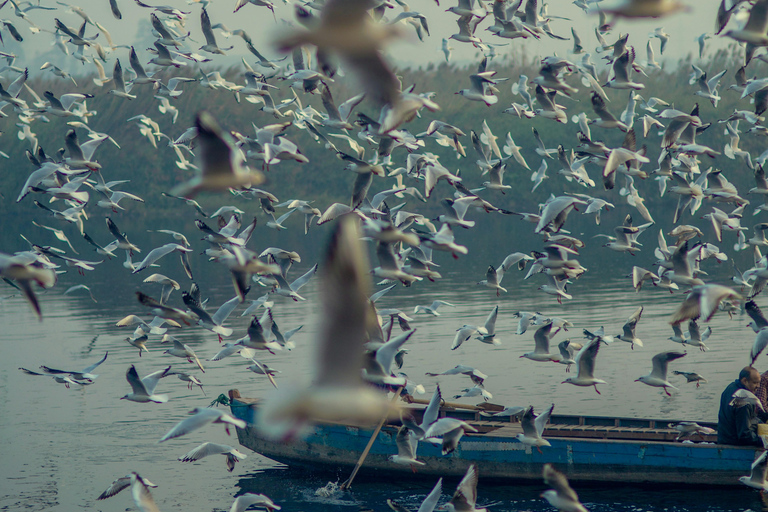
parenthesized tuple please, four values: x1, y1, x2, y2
(718, 366, 764, 446)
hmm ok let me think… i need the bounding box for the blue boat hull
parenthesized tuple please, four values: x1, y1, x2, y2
(229, 395, 761, 487)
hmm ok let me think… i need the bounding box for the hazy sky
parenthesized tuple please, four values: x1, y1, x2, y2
(0, 0, 744, 81)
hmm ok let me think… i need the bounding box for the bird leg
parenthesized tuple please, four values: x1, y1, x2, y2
(225, 424, 231, 435)
(557, 296, 562, 304)
(218, 333, 223, 343)
(537, 446, 543, 454)
(593, 384, 601, 395)
(696, 382, 700, 388)
(664, 387, 672, 397)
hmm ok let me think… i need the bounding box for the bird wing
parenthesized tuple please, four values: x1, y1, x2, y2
(141, 365, 170, 394)
(543, 463, 580, 502)
(483, 305, 498, 333)
(178, 442, 232, 461)
(623, 306, 643, 337)
(97, 476, 131, 500)
(751, 450, 768, 485)
(416, 478, 442, 512)
(650, 351, 686, 380)
(81, 351, 108, 373)
(575, 338, 599, 378)
(451, 464, 479, 509)
(125, 365, 150, 396)
(130, 473, 160, 512)
(159, 409, 218, 442)
(395, 426, 417, 459)
(534, 403, 554, 436)
(533, 322, 553, 353)
(421, 384, 442, 429)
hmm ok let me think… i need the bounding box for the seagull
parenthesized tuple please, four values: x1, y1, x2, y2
(521, 322, 560, 362)
(159, 407, 247, 442)
(669, 284, 743, 325)
(672, 370, 708, 388)
(120, 365, 170, 403)
(130, 472, 160, 512)
(97, 474, 158, 500)
(387, 477, 441, 512)
(178, 442, 247, 472)
(163, 337, 205, 373)
(739, 450, 768, 491)
(517, 403, 554, 452)
(477, 265, 506, 296)
(542, 463, 588, 512)
(39, 351, 107, 382)
(725, 0, 768, 46)
(562, 338, 606, 394)
(170, 111, 263, 198)
(255, 217, 401, 440)
(636, 351, 686, 396)
(616, 306, 643, 348)
(414, 300, 455, 316)
(422, 417, 478, 455)
(445, 464, 487, 512)
(389, 426, 425, 470)
(229, 493, 281, 512)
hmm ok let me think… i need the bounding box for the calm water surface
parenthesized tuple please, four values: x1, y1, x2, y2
(0, 214, 764, 512)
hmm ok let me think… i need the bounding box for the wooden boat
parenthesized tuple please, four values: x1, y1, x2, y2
(227, 389, 761, 487)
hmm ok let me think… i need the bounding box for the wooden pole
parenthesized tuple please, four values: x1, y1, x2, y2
(340, 386, 403, 491)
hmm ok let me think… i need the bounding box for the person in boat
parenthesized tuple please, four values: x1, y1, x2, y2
(717, 366, 766, 447)
(756, 368, 768, 411)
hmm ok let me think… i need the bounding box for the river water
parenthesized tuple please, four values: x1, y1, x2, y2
(0, 212, 765, 512)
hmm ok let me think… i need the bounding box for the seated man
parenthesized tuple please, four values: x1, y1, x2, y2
(718, 366, 764, 447)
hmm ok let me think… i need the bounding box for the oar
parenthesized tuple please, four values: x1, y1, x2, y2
(340, 386, 403, 491)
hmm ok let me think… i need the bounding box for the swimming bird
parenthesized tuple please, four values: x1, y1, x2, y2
(636, 351, 686, 396)
(178, 442, 246, 472)
(562, 338, 606, 394)
(120, 365, 170, 403)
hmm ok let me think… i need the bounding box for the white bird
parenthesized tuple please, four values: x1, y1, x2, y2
(422, 417, 478, 455)
(229, 493, 281, 512)
(163, 337, 206, 373)
(255, 216, 401, 440)
(635, 351, 687, 396)
(159, 407, 246, 442)
(517, 403, 554, 452)
(445, 464, 486, 512)
(170, 111, 263, 198)
(120, 365, 170, 403)
(389, 425, 425, 469)
(521, 322, 560, 362)
(616, 306, 643, 349)
(541, 464, 588, 512)
(562, 338, 606, 394)
(178, 442, 247, 472)
(741, 450, 768, 491)
(414, 300, 455, 316)
(97, 474, 158, 500)
(130, 472, 160, 512)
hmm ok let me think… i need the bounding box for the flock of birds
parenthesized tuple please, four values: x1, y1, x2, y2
(6, 0, 768, 509)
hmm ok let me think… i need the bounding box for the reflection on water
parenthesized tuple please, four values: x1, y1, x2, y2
(0, 212, 763, 511)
